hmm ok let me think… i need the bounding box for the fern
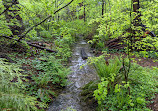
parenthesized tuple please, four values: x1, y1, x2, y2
(87, 55, 122, 78)
(0, 59, 45, 111)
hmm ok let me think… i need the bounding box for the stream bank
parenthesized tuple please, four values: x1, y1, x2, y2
(47, 39, 98, 111)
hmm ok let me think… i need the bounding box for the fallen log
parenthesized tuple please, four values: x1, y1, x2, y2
(81, 48, 88, 60)
(0, 35, 57, 53)
(27, 42, 57, 53)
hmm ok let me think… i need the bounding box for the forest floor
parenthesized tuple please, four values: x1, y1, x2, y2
(0, 41, 64, 106)
(0, 41, 158, 111)
(96, 51, 158, 111)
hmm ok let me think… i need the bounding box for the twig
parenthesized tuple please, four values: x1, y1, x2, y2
(0, 4, 14, 16)
(57, 0, 65, 7)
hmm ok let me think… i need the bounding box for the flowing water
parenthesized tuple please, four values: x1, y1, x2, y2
(47, 39, 98, 111)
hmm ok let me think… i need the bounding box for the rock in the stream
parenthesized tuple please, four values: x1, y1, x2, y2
(80, 48, 88, 60)
(75, 82, 80, 88)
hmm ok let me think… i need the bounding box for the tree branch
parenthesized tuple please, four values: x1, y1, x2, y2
(18, 0, 74, 41)
(54, 0, 74, 14)
(0, 35, 57, 53)
(57, 0, 65, 7)
(0, 4, 14, 16)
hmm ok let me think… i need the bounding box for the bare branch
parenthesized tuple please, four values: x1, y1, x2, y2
(54, 0, 74, 14)
(57, 0, 65, 7)
(18, 0, 74, 41)
(0, 4, 13, 16)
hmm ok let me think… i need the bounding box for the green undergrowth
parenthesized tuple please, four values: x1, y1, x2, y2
(86, 0, 158, 52)
(18, 52, 70, 102)
(0, 58, 45, 111)
(81, 54, 158, 111)
(63, 20, 96, 38)
(133, 51, 158, 59)
(0, 50, 71, 110)
(62, 107, 77, 111)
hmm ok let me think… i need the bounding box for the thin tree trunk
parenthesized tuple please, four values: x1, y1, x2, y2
(132, 0, 141, 26)
(104, 2, 106, 13)
(102, 0, 105, 16)
(131, 0, 140, 48)
(132, 0, 156, 37)
(84, 4, 86, 22)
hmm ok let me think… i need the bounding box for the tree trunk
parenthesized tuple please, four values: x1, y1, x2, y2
(83, 2, 86, 22)
(102, 0, 105, 16)
(2, 0, 25, 36)
(132, 0, 141, 26)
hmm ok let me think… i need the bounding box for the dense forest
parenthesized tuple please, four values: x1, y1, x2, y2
(0, 0, 158, 111)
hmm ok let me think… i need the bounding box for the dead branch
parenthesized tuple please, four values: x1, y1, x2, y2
(27, 42, 57, 53)
(0, 35, 57, 53)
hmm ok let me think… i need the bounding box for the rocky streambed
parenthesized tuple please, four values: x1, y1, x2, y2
(47, 39, 98, 111)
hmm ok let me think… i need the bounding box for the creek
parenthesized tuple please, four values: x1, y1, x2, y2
(47, 39, 98, 111)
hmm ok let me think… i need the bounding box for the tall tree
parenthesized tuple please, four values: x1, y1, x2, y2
(132, 0, 141, 26)
(132, 0, 156, 37)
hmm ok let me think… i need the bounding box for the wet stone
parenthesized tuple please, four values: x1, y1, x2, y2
(75, 82, 80, 88)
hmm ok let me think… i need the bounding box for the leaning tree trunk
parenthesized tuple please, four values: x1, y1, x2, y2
(2, 0, 25, 36)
